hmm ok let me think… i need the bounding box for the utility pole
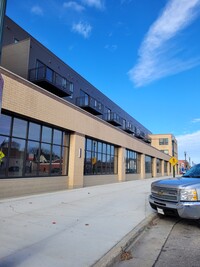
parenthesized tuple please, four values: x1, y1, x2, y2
(172, 138, 175, 177)
(0, 0, 7, 116)
(0, 0, 7, 63)
(184, 151, 187, 170)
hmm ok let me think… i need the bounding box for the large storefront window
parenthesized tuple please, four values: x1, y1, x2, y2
(0, 114, 70, 178)
(145, 156, 152, 174)
(164, 161, 168, 173)
(156, 159, 162, 173)
(84, 137, 118, 175)
(126, 149, 140, 174)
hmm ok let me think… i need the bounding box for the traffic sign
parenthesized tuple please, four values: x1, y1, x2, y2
(0, 151, 5, 159)
(169, 156, 178, 166)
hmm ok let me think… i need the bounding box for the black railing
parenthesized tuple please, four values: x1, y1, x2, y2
(104, 112, 122, 126)
(76, 96, 103, 115)
(123, 123, 134, 133)
(135, 129, 145, 139)
(29, 66, 71, 96)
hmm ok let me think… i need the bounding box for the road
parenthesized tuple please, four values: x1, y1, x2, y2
(112, 215, 200, 267)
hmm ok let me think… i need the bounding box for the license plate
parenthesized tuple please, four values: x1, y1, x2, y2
(157, 208, 164, 215)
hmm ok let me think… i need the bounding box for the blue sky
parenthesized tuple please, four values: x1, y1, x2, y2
(6, 0, 200, 164)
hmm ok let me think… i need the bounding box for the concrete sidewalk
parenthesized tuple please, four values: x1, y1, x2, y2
(0, 177, 167, 267)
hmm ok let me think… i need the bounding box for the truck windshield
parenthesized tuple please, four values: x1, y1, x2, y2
(182, 163, 200, 178)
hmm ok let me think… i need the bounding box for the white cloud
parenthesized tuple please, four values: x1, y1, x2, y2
(72, 21, 92, 38)
(129, 0, 200, 87)
(81, 0, 105, 9)
(31, 5, 43, 16)
(192, 118, 200, 123)
(176, 130, 200, 164)
(63, 1, 85, 12)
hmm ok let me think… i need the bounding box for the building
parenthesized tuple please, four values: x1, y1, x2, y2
(148, 134, 178, 157)
(0, 16, 175, 198)
(178, 159, 190, 174)
(149, 133, 178, 174)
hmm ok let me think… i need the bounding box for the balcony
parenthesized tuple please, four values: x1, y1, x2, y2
(104, 112, 122, 126)
(76, 96, 103, 115)
(144, 137, 151, 144)
(123, 123, 134, 134)
(135, 130, 145, 139)
(29, 66, 71, 97)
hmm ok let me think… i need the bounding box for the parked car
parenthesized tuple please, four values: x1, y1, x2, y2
(149, 163, 200, 220)
(8, 166, 19, 172)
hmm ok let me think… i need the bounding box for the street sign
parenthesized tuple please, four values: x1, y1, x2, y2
(0, 151, 5, 161)
(169, 156, 178, 166)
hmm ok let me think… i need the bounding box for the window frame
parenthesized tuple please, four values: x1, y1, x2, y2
(84, 137, 118, 175)
(0, 113, 70, 178)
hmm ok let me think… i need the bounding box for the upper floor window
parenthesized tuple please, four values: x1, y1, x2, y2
(69, 82, 74, 99)
(159, 138, 168, 145)
(104, 107, 111, 120)
(161, 150, 169, 154)
(14, 38, 19, 43)
(80, 90, 89, 105)
(122, 119, 126, 129)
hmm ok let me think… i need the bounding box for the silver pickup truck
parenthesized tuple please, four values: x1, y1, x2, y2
(149, 163, 200, 220)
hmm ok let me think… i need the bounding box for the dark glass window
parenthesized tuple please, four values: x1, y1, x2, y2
(0, 114, 69, 178)
(0, 135, 10, 177)
(159, 138, 168, 145)
(157, 159, 161, 173)
(25, 140, 40, 176)
(12, 118, 27, 138)
(0, 114, 11, 135)
(46, 67, 53, 82)
(28, 122, 41, 141)
(53, 129, 62, 145)
(164, 161, 168, 173)
(42, 126, 52, 143)
(51, 145, 62, 175)
(8, 138, 26, 177)
(145, 156, 152, 174)
(40, 143, 51, 176)
(84, 137, 118, 175)
(126, 149, 140, 174)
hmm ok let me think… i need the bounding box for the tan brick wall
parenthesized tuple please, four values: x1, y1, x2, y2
(83, 175, 118, 187)
(0, 68, 172, 197)
(1, 69, 171, 161)
(0, 176, 68, 199)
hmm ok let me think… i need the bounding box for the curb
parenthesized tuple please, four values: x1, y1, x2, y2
(91, 213, 158, 267)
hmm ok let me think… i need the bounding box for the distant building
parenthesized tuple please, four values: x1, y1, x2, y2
(148, 134, 178, 174)
(178, 159, 190, 174)
(0, 16, 176, 198)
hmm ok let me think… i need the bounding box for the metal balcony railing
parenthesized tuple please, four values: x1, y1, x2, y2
(29, 66, 71, 97)
(123, 123, 134, 134)
(76, 96, 103, 115)
(104, 112, 122, 126)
